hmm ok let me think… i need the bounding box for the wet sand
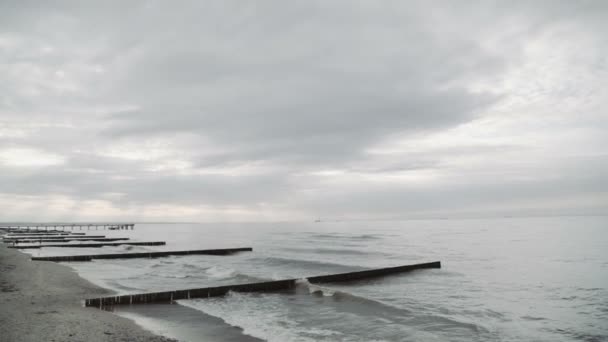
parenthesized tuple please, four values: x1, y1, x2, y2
(0, 242, 176, 342)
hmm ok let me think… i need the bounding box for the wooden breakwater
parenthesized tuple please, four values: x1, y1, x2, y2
(13, 238, 129, 243)
(307, 261, 441, 283)
(84, 261, 441, 307)
(10, 241, 166, 249)
(1, 229, 64, 233)
(3, 232, 82, 236)
(3, 235, 107, 242)
(2, 233, 86, 238)
(32, 248, 254, 262)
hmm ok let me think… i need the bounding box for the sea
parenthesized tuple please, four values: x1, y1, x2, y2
(21, 216, 608, 342)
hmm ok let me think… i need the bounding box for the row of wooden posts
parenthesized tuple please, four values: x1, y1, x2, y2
(1, 223, 441, 309)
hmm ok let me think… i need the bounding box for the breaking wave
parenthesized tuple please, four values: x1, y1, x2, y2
(259, 256, 364, 272)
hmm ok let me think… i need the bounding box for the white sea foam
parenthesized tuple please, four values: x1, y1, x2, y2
(295, 278, 335, 297)
(178, 292, 342, 342)
(205, 265, 236, 279)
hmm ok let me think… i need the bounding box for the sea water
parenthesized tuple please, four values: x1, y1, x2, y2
(22, 217, 608, 341)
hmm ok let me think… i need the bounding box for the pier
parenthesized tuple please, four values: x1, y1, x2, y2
(10, 241, 166, 249)
(85, 261, 441, 307)
(0, 223, 135, 231)
(31, 248, 253, 262)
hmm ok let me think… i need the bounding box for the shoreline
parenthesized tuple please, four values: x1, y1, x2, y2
(0, 242, 176, 342)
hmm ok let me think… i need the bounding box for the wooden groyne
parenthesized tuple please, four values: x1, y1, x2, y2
(31, 248, 253, 262)
(84, 261, 440, 307)
(10, 241, 166, 249)
(2, 229, 66, 234)
(13, 238, 129, 243)
(3, 232, 80, 236)
(3, 235, 107, 242)
(307, 262, 441, 283)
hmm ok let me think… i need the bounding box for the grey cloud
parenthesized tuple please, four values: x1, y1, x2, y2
(0, 162, 292, 207)
(0, 0, 606, 220)
(96, 1, 509, 167)
(297, 157, 608, 218)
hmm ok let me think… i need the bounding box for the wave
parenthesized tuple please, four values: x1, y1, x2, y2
(280, 246, 379, 257)
(205, 265, 236, 279)
(575, 287, 604, 292)
(160, 274, 191, 279)
(144, 259, 269, 284)
(182, 262, 200, 269)
(295, 278, 336, 297)
(296, 281, 414, 317)
(296, 281, 488, 336)
(259, 256, 364, 272)
(521, 315, 547, 321)
(308, 233, 382, 240)
(550, 328, 608, 342)
(147, 264, 258, 281)
(105, 280, 144, 292)
(199, 265, 270, 283)
(148, 259, 176, 268)
(178, 280, 487, 341)
(177, 291, 340, 342)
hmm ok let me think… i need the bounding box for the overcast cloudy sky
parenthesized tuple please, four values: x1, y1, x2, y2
(0, 1, 606, 222)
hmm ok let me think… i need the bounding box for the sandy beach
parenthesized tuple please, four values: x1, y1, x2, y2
(0, 242, 175, 342)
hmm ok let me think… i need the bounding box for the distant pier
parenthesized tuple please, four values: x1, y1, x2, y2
(0, 223, 135, 232)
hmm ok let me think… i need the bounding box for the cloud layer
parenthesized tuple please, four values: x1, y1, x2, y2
(1, 1, 607, 221)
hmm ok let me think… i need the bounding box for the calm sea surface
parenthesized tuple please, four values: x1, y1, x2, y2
(22, 217, 608, 341)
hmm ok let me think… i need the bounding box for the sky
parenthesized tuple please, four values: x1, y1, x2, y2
(0, 1, 607, 222)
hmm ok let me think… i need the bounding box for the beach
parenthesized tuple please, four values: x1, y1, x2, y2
(0, 242, 175, 342)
